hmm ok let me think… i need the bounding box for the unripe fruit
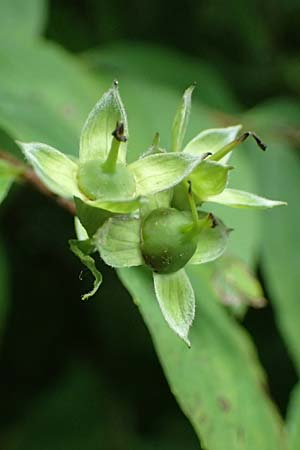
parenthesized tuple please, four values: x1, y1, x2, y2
(77, 159, 136, 201)
(141, 207, 198, 274)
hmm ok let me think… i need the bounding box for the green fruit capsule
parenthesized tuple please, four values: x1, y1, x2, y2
(77, 159, 136, 201)
(141, 207, 198, 274)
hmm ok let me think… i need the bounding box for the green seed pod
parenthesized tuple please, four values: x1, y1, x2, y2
(77, 159, 136, 201)
(141, 207, 198, 274)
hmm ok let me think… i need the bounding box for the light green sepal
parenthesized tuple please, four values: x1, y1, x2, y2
(207, 188, 287, 209)
(18, 141, 82, 198)
(0, 159, 22, 204)
(172, 83, 195, 151)
(86, 197, 140, 213)
(79, 82, 128, 163)
(183, 125, 241, 163)
(74, 217, 89, 241)
(153, 269, 195, 347)
(130, 152, 208, 196)
(189, 217, 229, 264)
(189, 160, 232, 200)
(96, 216, 143, 268)
(69, 238, 102, 300)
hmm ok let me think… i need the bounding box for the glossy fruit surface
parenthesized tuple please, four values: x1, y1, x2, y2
(141, 207, 198, 274)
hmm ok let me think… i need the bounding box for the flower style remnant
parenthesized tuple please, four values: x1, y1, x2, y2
(18, 81, 286, 346)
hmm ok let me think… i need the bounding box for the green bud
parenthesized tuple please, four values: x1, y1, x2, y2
(77, 159, 136, 201)
(141, 207, 198, 274)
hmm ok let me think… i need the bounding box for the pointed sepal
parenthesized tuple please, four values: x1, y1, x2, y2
(130, 152, 209, 197)
(189, 160, 232, 200)
(18, 141, 82, 198)
(207, 188, 287, 209)
(189, 215, 229, 264)
(79, 81, 128, 163)
(172, 83, 195, 151)
(95, 216, 143, 267)
(153, 269, 195, 346)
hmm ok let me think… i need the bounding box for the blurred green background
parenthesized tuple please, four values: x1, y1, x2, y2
(0, 0, 299, 449)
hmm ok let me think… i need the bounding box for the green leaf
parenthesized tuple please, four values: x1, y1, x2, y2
(130, 152, 207, 196)
(0, 40, 101, 156)
(79, 82, 128, 164)
(189, 160, 232, 199)
(0, 0, 47, 42)
(69, 239, 102, 300)
(95, 217, 143, 268)
(153, 270, 195, 347)
(207, 188, 286, 209)
(18, 142, 83, 199)
(183, 126, 242, 163)
(84, 42, 239, 112)
(74, 197, 114, 237)
(286, 384, 300, 450)
(118, 265, 285, 450)
(0, 159, 21, 203)
(171, 84, 195, 151)
(253, 141, 300, 372)
(189, 217, 229, 264)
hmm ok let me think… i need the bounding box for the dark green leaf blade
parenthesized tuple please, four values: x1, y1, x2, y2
(252, 140, 300, 372)
(286, 384, 300, 450)
(118, 265, 285, 450)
